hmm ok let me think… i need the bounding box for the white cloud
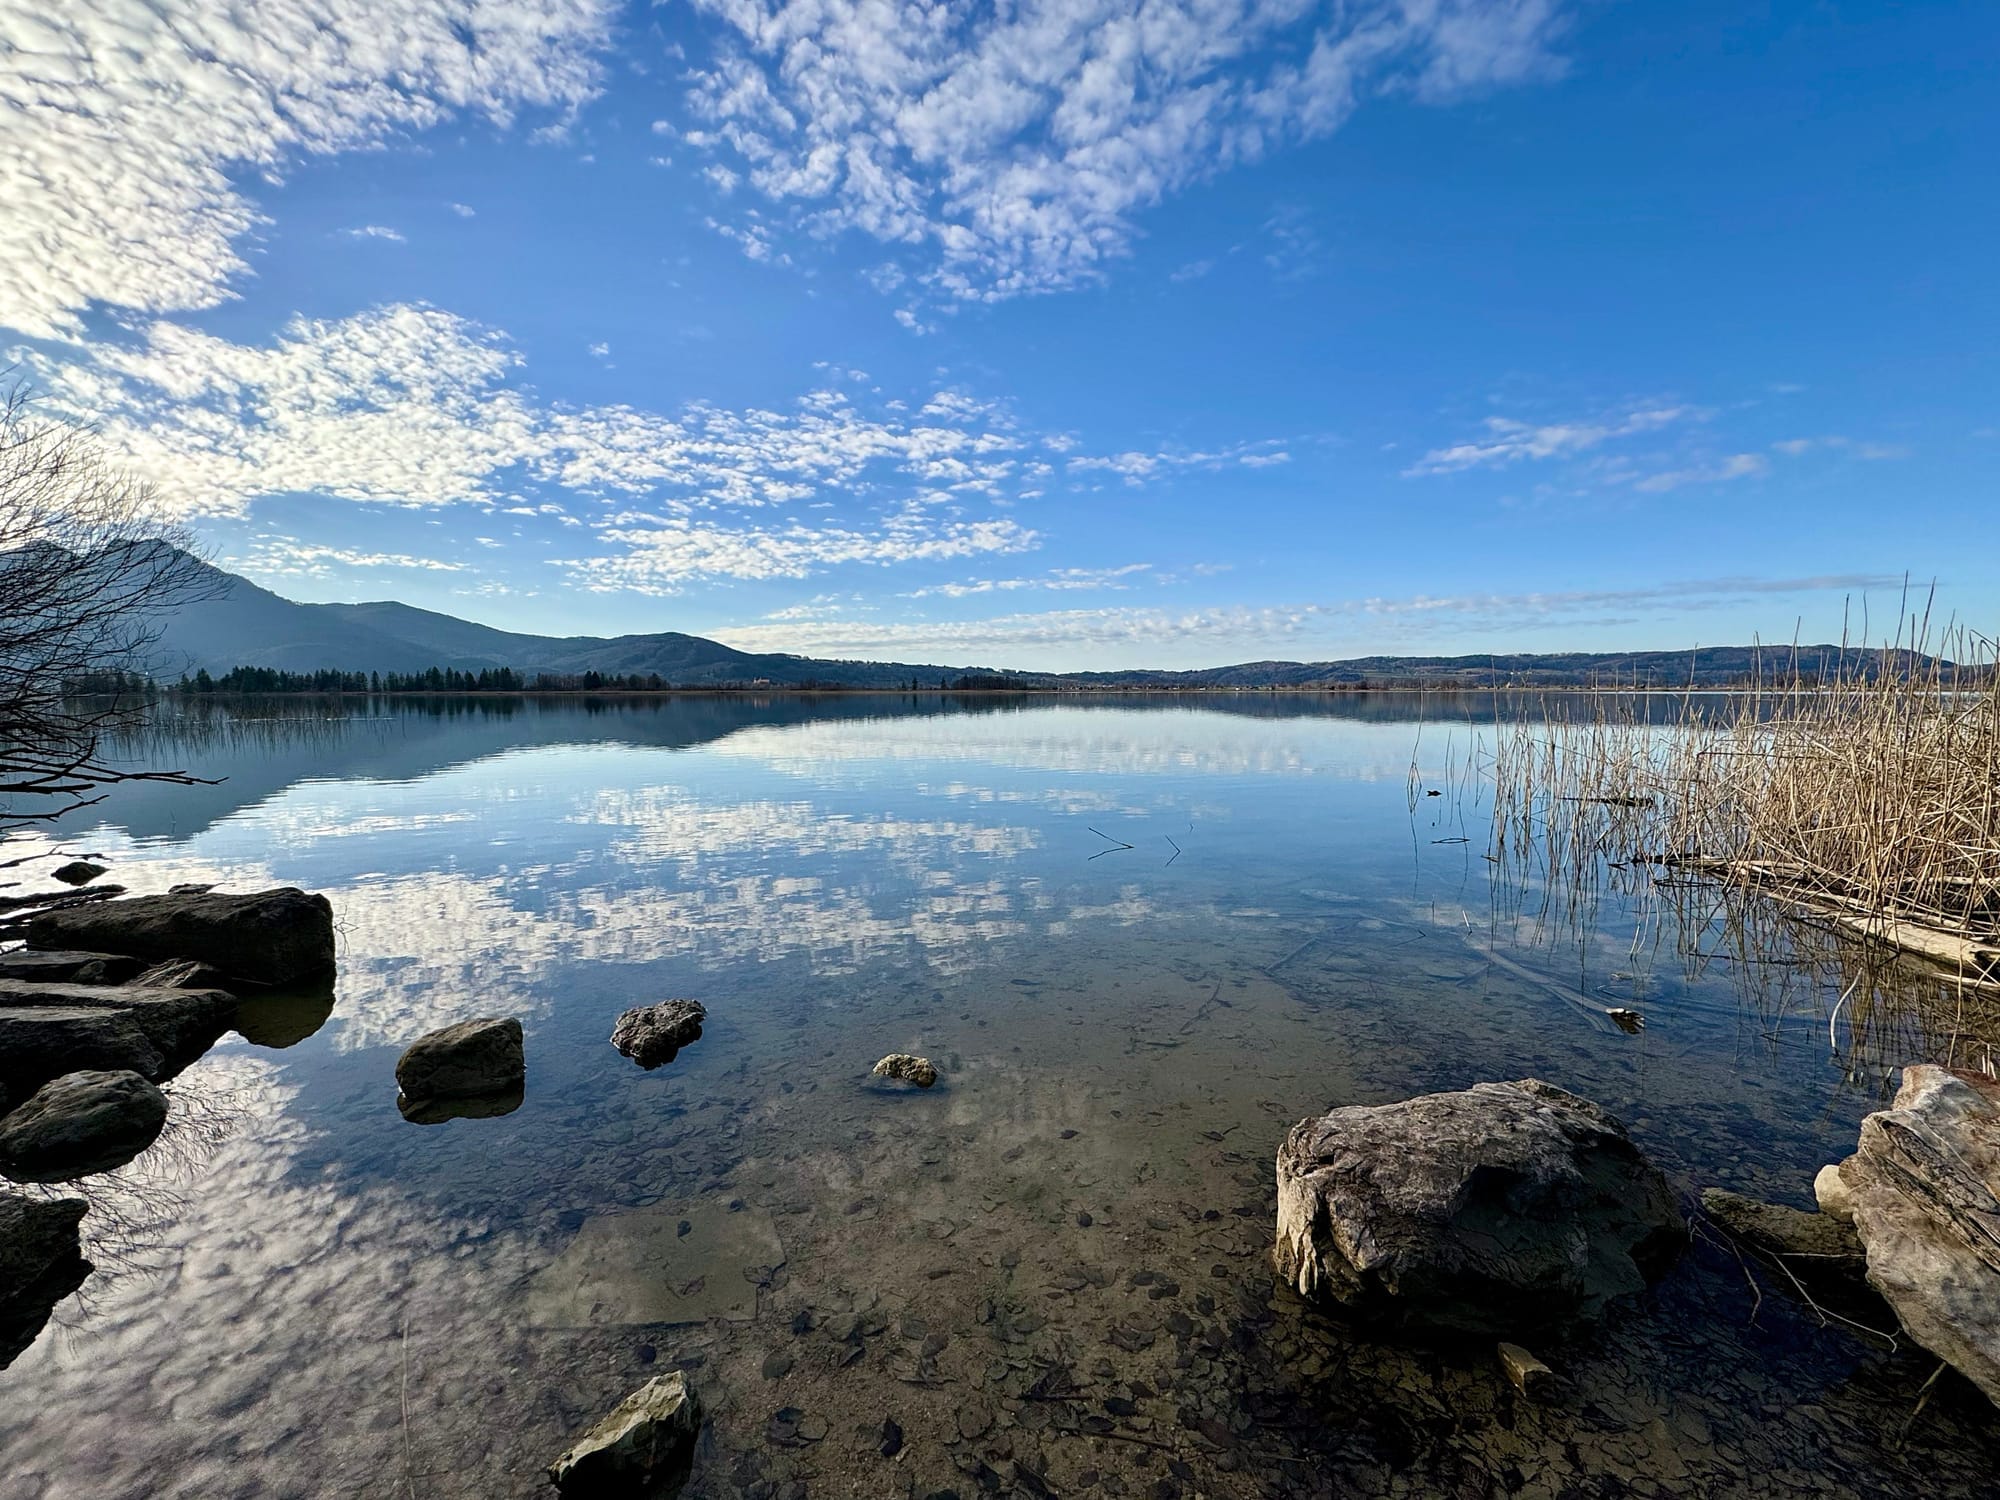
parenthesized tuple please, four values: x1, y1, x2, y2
(715, 573, 1904, 659)
(907, 564, 1154, 598)
(1627, 452, 1767, 494)
(1405, 405, 1691, 474)
(0, 2, 618, 339)
(341, 224, 407, 243)
(681, 0, 1572, 300)
(448, 202, 477, 217)
(1068, 440, 1291, 483)
(27, 304, 1044, 525)
(237, 540, 469, 577)
(557, 514, 1037, 593)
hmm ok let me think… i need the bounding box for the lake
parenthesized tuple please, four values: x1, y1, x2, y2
(2, 694, 1994, 1499)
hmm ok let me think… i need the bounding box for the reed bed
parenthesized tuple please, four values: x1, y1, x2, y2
(1476, 619, 2000, 1064)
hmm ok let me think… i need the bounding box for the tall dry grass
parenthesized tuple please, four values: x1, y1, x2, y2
(1477, 616, 2000, 1065)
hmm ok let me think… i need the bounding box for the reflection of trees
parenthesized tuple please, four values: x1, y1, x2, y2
(18, 1065, 250, 1345)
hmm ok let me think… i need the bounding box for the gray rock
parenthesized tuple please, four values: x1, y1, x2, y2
(871, 1053, 939, 1088)
(26, 887, 335, 986)
(0, 950, 146, 986)
(1828, 1065, 2000, 1407)
(50, 861, 107, 887)
(396, 1017, 524, 1103)
(610, 1000, 706, 1069)
(1273, 1078, 1683, 1339)
(0, 979, 236, 1098)
(0, 1194, 89, 1370)
(549, 1370, 703, 1497)
(0, 1070, 169, 1182)
(1700, 1187, 1863, 1260)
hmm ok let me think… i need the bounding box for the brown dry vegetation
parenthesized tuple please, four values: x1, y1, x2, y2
(1475, 618, 2000, 1067)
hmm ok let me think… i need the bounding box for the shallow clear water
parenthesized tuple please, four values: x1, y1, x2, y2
(2, 695, 1992, 1499)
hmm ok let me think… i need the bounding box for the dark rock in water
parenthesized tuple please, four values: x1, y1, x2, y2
(26, 887, 335, 987)
(230, 985, 337, 1049)
(1823, 1065, 2000, 1408)
(0, 1070, 169, 1182)
(0, 950, 146, 986)
(611, 1000, 706, 1069)
(398, 1082, 524, 1126)
(0, 1194, 90, 1370)
(396, 1017, 524, 1103)
(0, 979, 236, 1099)
(132, 958, 234, 992)
(1273, 1078, 1683, 1340)
(871, 1053, 939, 1088)
(50, 862, 107, 887)
(1699, 1187, 1864, 1261)
(549, 1370, 703, 1497)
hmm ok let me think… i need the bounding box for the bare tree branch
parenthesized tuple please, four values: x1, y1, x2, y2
(0, 377, 219, 833)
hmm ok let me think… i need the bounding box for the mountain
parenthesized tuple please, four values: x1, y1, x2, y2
(142, 551, 1916, 689)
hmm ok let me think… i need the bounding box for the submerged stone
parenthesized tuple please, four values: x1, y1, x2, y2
(549, 1370, 703, 1497)
(0, 1069, 169, 1182)
(1273, 1078, 1683, 1340)
(610, 1000, 706, 1069)
(1700, 1187, 1863, 1261)
(871, 1053, 939, 1088)
(395, 1017, 524, 1103)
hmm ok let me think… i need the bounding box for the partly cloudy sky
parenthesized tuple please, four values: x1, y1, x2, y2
(4, 1, 1993, 668)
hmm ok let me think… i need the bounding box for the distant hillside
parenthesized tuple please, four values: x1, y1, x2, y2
(143, 552, 1932, 690)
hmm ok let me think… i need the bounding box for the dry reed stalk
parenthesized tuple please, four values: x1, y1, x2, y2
(1471, 611, 2000, 1059)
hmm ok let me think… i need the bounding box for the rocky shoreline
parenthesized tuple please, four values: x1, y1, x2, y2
(0, 885, 334, 1373)
(6, 875, 1999, 1496)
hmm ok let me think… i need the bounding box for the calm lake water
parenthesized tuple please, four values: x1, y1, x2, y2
(3, 694, 1994, 1499)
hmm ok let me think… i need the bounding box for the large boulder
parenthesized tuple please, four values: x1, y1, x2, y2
(0, 1194, 90, 1370)
(0, 1070, 170, 1182)
(396, 1018, 525, 1104)
(549, 1371, 703, 1497)
(0, 979, 235, 1099)
(1274, 1079, 1683, 1339)
(26, 887, 335, 987)
(1820, 1065, 2000, 1406)
(610, 1000, 706, 1069)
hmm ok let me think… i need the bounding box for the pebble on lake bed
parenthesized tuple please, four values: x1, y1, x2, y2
(871, 1053, 939, 1088)
(548, 1370, 703, 1497)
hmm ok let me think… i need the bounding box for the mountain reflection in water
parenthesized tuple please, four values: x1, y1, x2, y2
(3, 695, 1994, 1499)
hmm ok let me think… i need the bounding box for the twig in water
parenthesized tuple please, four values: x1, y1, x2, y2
(1898, 1361, 1951, 1445)
(1164, 835, 1182, 867)
(1086, 826, 1135, 860)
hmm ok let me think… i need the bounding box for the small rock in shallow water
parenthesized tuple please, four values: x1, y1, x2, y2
(872, 1053, 939, 1088)
(50, 862, 107, 887)
(395, 1017, 524, 1103)
(548, 1371, 702, 1497)
(611, 1000, 706, 1069)
(1497, 1342, 1552, 1396)
(879, 1417, 904, 1457)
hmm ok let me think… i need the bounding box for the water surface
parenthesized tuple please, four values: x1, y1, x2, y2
(2, 695, 1990, 1499)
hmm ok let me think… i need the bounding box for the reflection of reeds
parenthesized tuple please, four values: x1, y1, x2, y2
(1466, 614, 2000, 1069)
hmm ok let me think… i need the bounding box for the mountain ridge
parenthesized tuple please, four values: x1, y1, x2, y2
(144, 553, 1908, 689)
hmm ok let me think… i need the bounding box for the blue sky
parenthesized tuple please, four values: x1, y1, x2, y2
(6, 0, 1994, 670)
